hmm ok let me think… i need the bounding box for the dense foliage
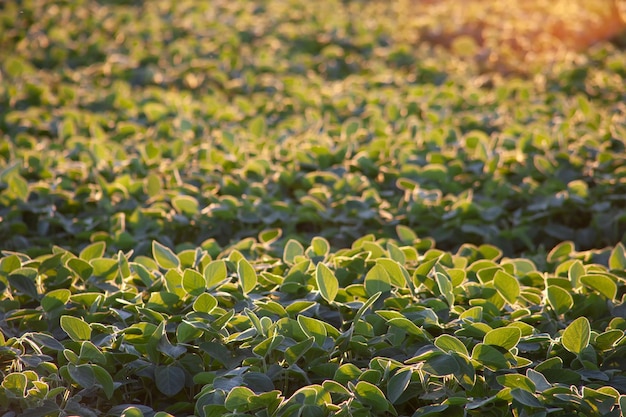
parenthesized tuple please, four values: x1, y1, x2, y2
(1, 0, 626, 416)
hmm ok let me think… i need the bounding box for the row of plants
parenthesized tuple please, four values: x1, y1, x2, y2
(1, 234, 626, 416)
(2, 0, 626, 258)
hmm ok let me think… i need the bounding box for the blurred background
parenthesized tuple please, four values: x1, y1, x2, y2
(394, 0, 626, 72)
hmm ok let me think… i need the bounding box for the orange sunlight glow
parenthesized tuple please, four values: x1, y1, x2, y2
(403, 0, 626, 71)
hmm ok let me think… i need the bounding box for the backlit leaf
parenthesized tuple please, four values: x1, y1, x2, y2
(182, 268, 206, 296)
(496, 374, 536, 392)
(60, 316, 92, 342)
(494, 270, 520, 304)
(472, 343, 509, 371)
(297, 315, 327, 346)
(547, 285, 574, 315)
(315, 263, 338, 303)
(353, 381, 389, 412)
(284, 239, 304, 264)
(484, 327, 521, 350)
(562, 316, 591, 355)
(238, 258, 257, 295)
(365, 263, 391, 296)
(580, 274, 617, 300)
(225, 386, 254, 412)
(435, 334, 468, 356)
(152, 241, 180, 270)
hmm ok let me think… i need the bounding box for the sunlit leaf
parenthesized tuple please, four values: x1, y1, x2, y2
(493, 270, 520, 304)
(152, 241, 180, 270)
(315, 263, 338, 303)
(238, 258, 257, 295)
(60, 316, 92, 342)
(484, 327, 521, 350)
(562, 316, 591, 355)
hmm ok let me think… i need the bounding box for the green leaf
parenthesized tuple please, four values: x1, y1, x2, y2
(435, 271, 454, 306)
(67, 363, 95, 388)
(580, 274, 617, 300)
(155, 365, 185, 396)
(334, 363, 362, 386)
(609, 243, 626, 270)
(510, 388, 543, 407)
(225, 386, 255, 412)
(387, 368, 412, 404)
(310, 236, 330, 257)
(364, 263, 392, 296)
(120, 407, 145, 417)
(547, 285, 574, 315)
(414, 256, 439, 279)
(526, 369, 551, 392)
(471, 343, 509, 371)
(60, 316, 92, 342)
(66, 258, 94, 281)
(80, 241, 106, 261)
(249, 115, 266, 138)
(484, 327, 521, 350)
(568, 260, 585, 288)
(322, 380, 350, 396)
(422, 353, 459, 376)
(8, 271, 38, 299)
(238, 258, 257, 295)
(353, 381, 389, 412)
(193, 292, 218, 313)
(176, 321, 203, 344)
(547, 241, 574, 263)
(435, 334, 468, 356)
(388, 317, 429, 339)
(204, 260, 227, 289)
(594, 329, 624, 351)
(92, 364, 115, 399)
(496, 374, 536, 392)
(2, 372, 27, 396)
(284, 239, 304, 264)
(41, 288, 71, 312)
(412, 405, 448, 417)
(79, 341, 106, 364)
(376, 258, 408, 288)
(396, 225, 417, 243)
(493, 270, 520, 304)
(315, 263, 338, 303)
(259, 228, 282, 245)
(562, 316, 591, 355)
(297, 315, 327, 346)
(353, 292, 381, 325)
(183, 268, 206, 296)
(172, 195, 199, 216)
(9, 174, 29, 200)
(285, 337, 315, 366)
(29, 332, 64, 351)
(459, 306, 483, 322)
(452, 353, 476, 391)
(152, 241, 180, 270)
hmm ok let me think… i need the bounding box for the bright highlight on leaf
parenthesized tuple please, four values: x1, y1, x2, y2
(315, 263, 338, 303)
(562, 316, 591, 355)
(493, 270, 520, 304)
(60, 316, 92, 342)
(484, 327, 521, 350)
(547, 285, 574, 315)
(152, 241, 180, 269)
(365, 264, 392, 296)
(238, 258, 257, 295)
